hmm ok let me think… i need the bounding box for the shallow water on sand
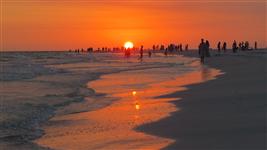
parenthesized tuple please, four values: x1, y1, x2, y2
(36, 56, 222, 149)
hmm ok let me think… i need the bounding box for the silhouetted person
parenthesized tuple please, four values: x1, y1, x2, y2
(206, 40, 210, 57)
(232, 40, 238, 53)
(148, 50, 152, 57)
(199, 39, 206, 63)
(156, 45, 159, 50)
(87, 47, 93, 52)
(160, 45, 165, 51)
(164, 49, 168, 56)
(175, 45, 178, 52)
(217, 42, 221, 53)
(238, 42, 242, 50)
(180, 44, 183, 51)
(168, 44, 175, 53)
(255, 41, 257, 50)
(245, 41, 249, 50)
(222, 42, 227, 52)
(125, 47, 131, 57)
(241, 42, 245, 50)
(140, 45, 144, 59)
(185, 44, 188, 51)
(177, 44, 180, 52)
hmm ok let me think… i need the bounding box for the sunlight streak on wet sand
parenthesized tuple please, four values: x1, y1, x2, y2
(36, 63, 222, 150)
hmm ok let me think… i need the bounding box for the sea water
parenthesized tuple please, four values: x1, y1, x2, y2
(0, 51, 199, 149)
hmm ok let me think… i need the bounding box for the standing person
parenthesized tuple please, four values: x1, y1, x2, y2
(232, 40, 238, 53)
(125, 49, 131, 58)
(217, 42, 221, 54)
(245, 41, 249, 50)
(239, 42, 243, 50)
(255, 41, 257, 50)
(222, 42, 227, 52)
(152, 45, 156, 51)
(160, 45, 164, 51)
(199, 39, 206, 63)
(206, 40, 210, 57)
(164, 49, 168, 56)
(185, 44, 188, 51)
(148, 50, 152, 57)
(241, 41, 245, 50)
(140, 45, 144, 60)
(175, 45, 178, 52)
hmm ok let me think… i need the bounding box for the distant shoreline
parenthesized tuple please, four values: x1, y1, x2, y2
(1, 48, 267, 53)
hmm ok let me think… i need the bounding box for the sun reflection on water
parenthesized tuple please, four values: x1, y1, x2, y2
(132, 91, 137, 96)
(135, 102, 140, 110)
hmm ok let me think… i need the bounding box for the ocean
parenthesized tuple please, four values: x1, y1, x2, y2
(0, 51, 200, 149)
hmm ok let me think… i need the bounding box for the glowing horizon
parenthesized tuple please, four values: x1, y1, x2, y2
(2, 0, 266, 51)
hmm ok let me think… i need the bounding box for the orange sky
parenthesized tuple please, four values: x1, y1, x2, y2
(2, 0, 266, 51)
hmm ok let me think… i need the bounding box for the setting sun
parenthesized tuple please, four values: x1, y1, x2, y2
(2, 1, 266, 150)
(132, 91, 137, 96)
(124, 41, 134, 49)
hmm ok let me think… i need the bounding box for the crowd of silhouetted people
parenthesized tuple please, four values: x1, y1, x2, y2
(198, 39, 259, 63)
(132, 43, 189, 60)
(198, 39, 210, 63)
(68, 40, 259, 64)
(163, 44, 189, 56)
(70, 47, 93, 53)
(216, 41, 257, 54)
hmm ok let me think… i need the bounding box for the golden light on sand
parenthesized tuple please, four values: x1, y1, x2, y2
(132, 91, 137, 96)
(124, 41, 134, 49)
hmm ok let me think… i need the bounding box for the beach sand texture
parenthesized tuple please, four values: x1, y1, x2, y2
(139, 51, 266, 150)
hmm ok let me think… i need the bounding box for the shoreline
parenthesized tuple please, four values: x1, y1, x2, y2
(35, 54, 222, 149)
(2, 50, 265, 149)
(0, 66, 102, 150)
(0, 52, 119, 150)
(137, 50, 266, 149)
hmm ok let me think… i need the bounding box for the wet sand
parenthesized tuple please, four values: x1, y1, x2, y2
(35, 61, 221, 149)
(138, 50, 266, 150)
